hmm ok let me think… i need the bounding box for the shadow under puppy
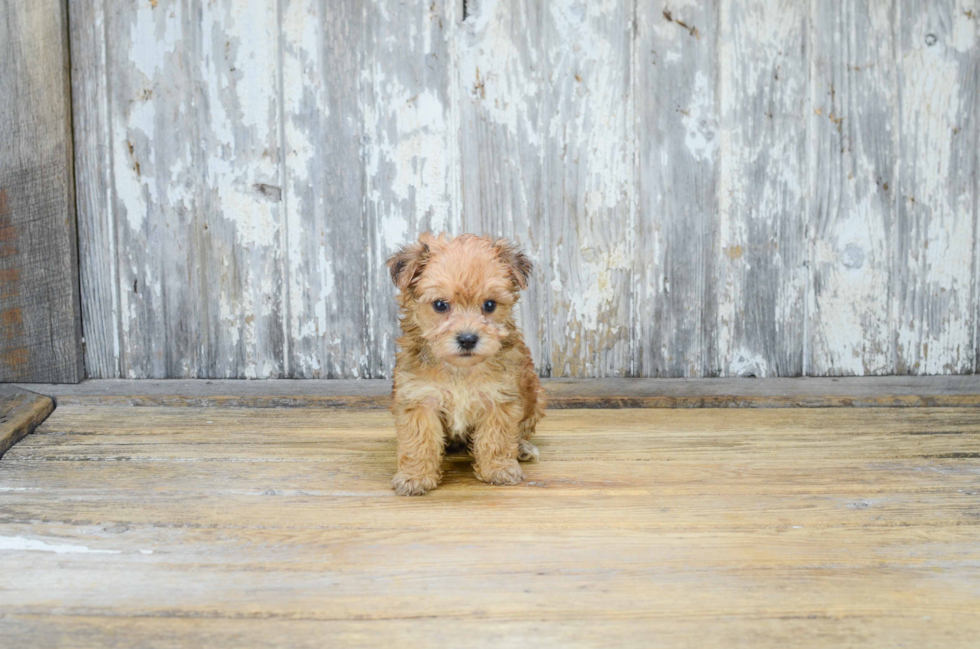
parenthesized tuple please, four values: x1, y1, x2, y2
(386, 233, 545, 496)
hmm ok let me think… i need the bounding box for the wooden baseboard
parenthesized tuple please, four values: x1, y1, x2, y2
(0, 385, 55, 458)
(14, 375, 980, 409)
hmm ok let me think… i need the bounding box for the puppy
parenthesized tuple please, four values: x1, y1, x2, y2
(386, 233, 545, 496)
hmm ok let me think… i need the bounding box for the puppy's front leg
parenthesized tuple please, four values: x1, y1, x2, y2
(472, 403, 524, 486)
(392, 400, 444, 496)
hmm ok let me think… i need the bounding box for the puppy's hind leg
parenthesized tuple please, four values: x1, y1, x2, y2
(516, 377, 545, 462)
(517, 438, 539, 462)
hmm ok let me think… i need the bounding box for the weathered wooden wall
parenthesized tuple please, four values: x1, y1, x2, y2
(0, 0, 84, 383)
(69, 0, 980, 379)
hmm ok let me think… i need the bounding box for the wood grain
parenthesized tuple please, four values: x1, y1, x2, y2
(0, 385, 54, 457)
(634, 0, 719, 377)
(714, 0, 808, 377)
(359, 0, 462, 378)
(104, 0, 287, 379)
(69, 0, 119, 379)
(281, 0, 368, 378)
(67, 0, 980, 379)
(635, 0, 808, 378)
(892, 1, 978, 374)
(1, 405, 978, 646)
(809, 0, 897, 376)
(3, 616, 979, 649)
(457, 0, 634, 377)
(0, 0, 83, 383)
(241, 0, 461, 379)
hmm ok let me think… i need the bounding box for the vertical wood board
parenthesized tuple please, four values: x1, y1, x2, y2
(634, 0, 720, 377)
(358, 0, 462, 378)
(0, 0, 83, 383)
(69, 0, 120, 380)
(102, 0, 286, 378)
(808, 0, 898, 376)
(713, 0, 808, 377)
(457, 0, 634, 377)
(892, 0, 978, 374)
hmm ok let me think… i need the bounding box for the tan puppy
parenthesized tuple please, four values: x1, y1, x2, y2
(386, 233, 545, 496)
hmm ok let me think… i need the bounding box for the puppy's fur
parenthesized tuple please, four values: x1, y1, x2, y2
(386, 233, 545, 496)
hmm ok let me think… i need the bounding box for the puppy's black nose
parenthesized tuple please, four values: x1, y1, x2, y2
(457, 333, 479, 351)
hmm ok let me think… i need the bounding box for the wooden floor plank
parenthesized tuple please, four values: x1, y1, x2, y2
(0, 385, 54, 458)
(16, 375, 980, 409)
(21, 403, 980, 436)
(3, 457, 978, 497)
(1, 406, 978, 647)
(4, 615, 979, 649)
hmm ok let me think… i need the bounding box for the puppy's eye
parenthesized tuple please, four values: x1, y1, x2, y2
(482, 300, 497, 314)
(433, 300, 449, 313)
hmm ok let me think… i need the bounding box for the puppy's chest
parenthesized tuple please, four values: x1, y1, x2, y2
(441, 381, 506, 440)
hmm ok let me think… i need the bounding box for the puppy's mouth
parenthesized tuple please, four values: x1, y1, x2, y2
(450, 348, 484, 364)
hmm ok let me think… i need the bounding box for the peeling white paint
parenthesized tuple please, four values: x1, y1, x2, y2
(0, 536, 121, 555)
(390, 89, 452, 220)
(546, 0, 631, 217)
(83, 0, 980, 379)
(683, 71, 717, 162)
(219, 288, 241, 350)
(113, 123, 149, 233)
(201, 3, 281, 251)
(114, 90, 157, 234)
(950, 0, 977, 52)
(128, 99, 156, 147)
(550, 244, 564, 292)
(894, 11, 975, 373)
(566, 242, 631, 332)
(729, 350, 770, 378)
(457, 0, 541, 145)
(812, 185, 893, 375)
(381, 214, 409, 250)
(227, 0, 278, 139)
(364, 75, 454, 251)
(129, 2, 181, 79)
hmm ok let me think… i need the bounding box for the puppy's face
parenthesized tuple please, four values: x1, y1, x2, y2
(388, 234, 531, 367)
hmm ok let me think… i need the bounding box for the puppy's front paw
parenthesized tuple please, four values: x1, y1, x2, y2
(517, 440, 539, 462)
(476, 460, 524, 486)
(391, 472, 439, 496)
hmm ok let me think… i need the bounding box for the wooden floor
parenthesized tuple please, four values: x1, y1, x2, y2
(1, 403, 979, 647)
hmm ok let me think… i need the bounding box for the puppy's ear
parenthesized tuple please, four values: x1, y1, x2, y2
(494, 238, 533, 290)
(386, 237, 431, 292)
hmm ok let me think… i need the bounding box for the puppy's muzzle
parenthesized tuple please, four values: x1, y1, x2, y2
(456, 333, 479, 351)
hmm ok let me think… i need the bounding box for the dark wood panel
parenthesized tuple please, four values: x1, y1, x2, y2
(0, 0, 82, 383)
